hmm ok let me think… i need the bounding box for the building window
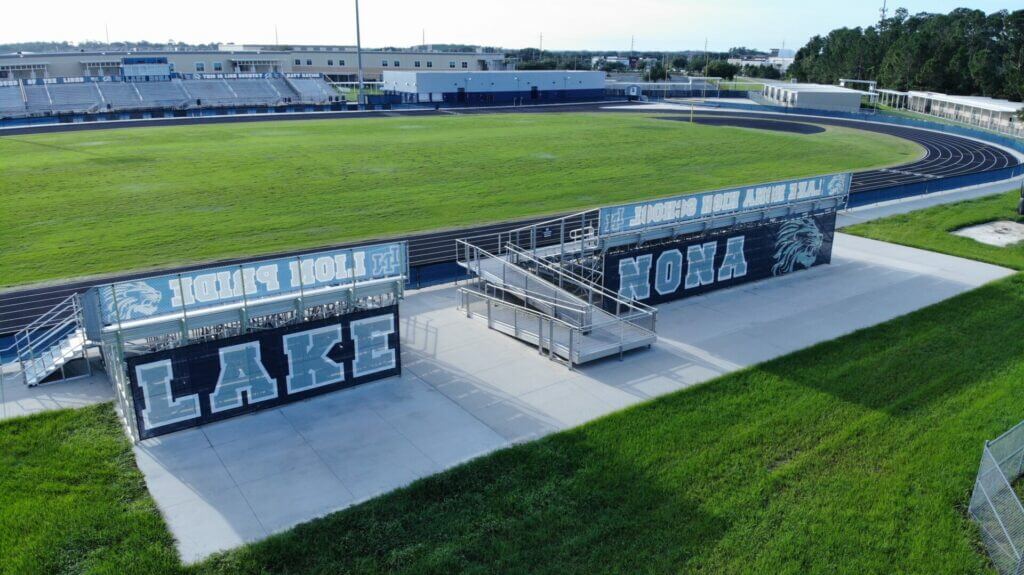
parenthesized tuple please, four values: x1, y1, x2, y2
(168, 63, 175, 72)
(195, 62, 205, 72)
(461, 61, 468, 69)
(394, 60, 400, 67)
(339, 60, 345, 66)
(306, 59, 312, 66)
(294, 59, 301, 65)
(382, 60, 388, 67)
(414, 61, 421, 68)
(426, 61, 433, 68)
(328, 59, 333, 66)
(449, 61, 456, 68)
(213, 62, 223, 71)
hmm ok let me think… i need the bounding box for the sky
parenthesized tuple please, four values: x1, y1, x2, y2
(2, 0, 1014, 52)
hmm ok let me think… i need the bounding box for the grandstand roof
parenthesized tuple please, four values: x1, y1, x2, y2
(907, 91, 1024, 113)
(766, 82, 861, 94)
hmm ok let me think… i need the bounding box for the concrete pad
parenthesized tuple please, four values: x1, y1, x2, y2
(124, 232, 1013, 562)
(0, 356, 112, 421)
(953, 220, 1024, 247)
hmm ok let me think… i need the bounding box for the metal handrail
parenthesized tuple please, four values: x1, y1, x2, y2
(475, 282, 590, 315)
(15, 292, 78, 337)
(457, 239, 656, 339)
(505, 243, 658, 316)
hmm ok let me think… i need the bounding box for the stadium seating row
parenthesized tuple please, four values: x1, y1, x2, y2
(0, 76, 340, 117)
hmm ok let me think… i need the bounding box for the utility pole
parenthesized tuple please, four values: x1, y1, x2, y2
(355, 0, 365, 109)
(879, 0, 888, 27)
(105, 23, 110, 47)
(539, 33, 543, 59)
(275, 25, 279, 46)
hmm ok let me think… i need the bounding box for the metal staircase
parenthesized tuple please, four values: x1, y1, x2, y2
(456, 239, 656, 367)
(0, 293, 91, 388)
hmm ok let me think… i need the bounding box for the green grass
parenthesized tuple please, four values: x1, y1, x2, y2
(0, 112, 920, 288)
(8, 192, 1022, 573)
(846, 190, 1024, 271)
(188, 274, 1021, 575)
(0, 404, 178, 575)
(715, 81, 765, 92)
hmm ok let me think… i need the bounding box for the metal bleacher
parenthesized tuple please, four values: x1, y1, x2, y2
(23, 84, 53, 114)
(96, 82, 144, 109)
(268, 78, 301, 101)
(286, 78, 332, 103)
(48, 83, 102, 112)
(0, 85, 25, 116)
(227, 79, 282, 103)
(134, 81, 188, 107)
(180, 79, 237, 106)
(4, 75, 337, 118)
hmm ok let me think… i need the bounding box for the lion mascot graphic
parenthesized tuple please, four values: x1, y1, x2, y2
(104, 281, 163, 321)
(771, 217, 825, 276)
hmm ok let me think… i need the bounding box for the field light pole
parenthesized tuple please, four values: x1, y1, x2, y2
(355, 0, 365, 109)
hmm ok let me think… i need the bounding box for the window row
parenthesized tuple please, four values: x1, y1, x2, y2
(288, 59, 471, 69)
(193, 62, 224, 72)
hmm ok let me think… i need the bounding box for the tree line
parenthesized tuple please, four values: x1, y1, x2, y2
(789, 7, 1024, 102)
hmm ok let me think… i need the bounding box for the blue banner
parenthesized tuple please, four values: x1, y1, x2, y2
(598, 173, 851, 236)
(98, 241, 406, 324)
(602, 211, 837, 309)
(126, 306, 400, 439)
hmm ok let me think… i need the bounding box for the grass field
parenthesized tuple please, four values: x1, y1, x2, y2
(846, 190, 1024, 270)
(0, 405, 178, 575)
(5, 194, 1020, 574)
(0, 112, 921, 288)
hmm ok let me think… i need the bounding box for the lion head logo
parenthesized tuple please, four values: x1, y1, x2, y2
(827, 174, 848, 196)
(104, 281, 163, 322)
(772, 218, 824, 276)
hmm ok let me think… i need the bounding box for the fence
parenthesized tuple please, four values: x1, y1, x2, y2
(971, 421, 1024, 575)
(703, 97, 1024, 155)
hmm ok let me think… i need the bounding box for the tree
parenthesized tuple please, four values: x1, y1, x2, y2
(642, 62, 669, 82)
(671, 55, 688, 70)
(705, 60, 739, 80)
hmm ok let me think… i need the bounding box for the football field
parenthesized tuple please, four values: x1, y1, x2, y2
(0, 112, 920, 287)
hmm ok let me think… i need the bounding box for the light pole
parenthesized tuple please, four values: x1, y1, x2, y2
(355, 0, 365, 109)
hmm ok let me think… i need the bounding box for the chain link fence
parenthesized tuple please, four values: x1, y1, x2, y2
(971, 421, 1024, 574)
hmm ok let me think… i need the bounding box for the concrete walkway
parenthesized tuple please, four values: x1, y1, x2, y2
(128, 232, 1012, 562)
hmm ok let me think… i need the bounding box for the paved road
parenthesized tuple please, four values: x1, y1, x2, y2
(1, 101, 1019, 336)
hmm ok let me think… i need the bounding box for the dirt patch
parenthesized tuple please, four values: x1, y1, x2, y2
(952, 221, 1024, 247)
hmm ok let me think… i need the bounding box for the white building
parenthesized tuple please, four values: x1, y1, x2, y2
(906, 91, 1023, 137)
(727, 56, 794, 74)
(761, 82, 863, 113)
(382, 70, 605, 105)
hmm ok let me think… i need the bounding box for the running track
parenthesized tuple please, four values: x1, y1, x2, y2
(1, 102, 1019, 335)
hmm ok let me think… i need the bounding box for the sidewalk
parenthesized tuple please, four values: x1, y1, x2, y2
(132, 232, 1013, 562)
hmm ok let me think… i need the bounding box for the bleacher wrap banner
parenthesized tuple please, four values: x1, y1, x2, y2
(98, 242, 406, 324)
(126, 306, 400, 439)
(603, 211, 837, 308)
(598, 173, 850, 236)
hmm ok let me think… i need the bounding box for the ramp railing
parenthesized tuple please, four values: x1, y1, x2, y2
(1, 293, 90, 387)
(455, 238, 657, 365)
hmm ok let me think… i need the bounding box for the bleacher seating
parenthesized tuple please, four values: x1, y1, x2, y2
(180, 79, 236, 106)
(2, 76, 338, 119)
(287, 78, 333, 103)
(227, 79, 281, 103)
(0, 85, 24, 116)
(23, 85, 53, 114)
(269, 78, 301, 102)
(134, 81, 187, 107)
(48, 83, 102, 112)
(96, 82, 143, 109)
